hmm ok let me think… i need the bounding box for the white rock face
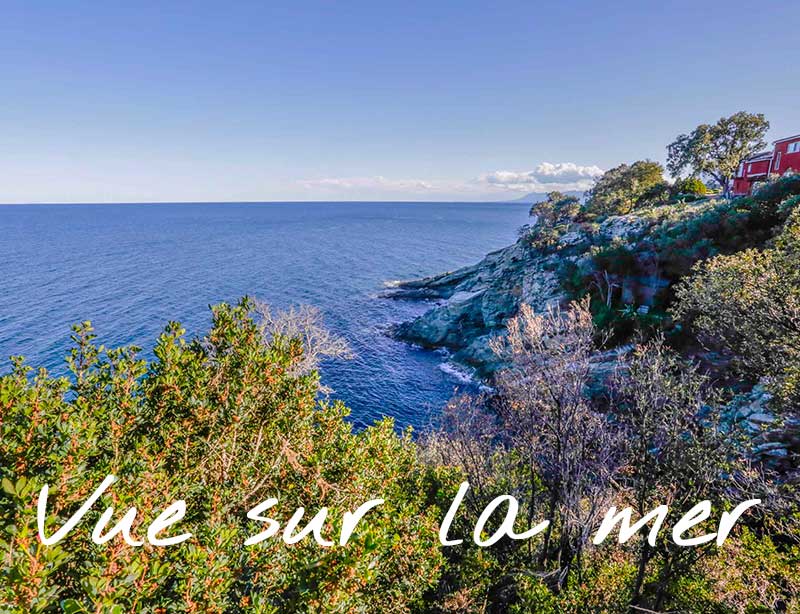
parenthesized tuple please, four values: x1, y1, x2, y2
(387, 233, 569, 375)
(598, 215, 649, 242)
(448, 290, 485, 305)
(558, 230, 585, 247)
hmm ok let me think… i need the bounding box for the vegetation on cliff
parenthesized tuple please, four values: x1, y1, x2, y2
(582, 160, 667, 217)
(4, 290, 798, 613)
(382, 113, 800, 611)
(674, 201, 800, 409)
(1, 300, 443, 613)
(422, 301, 799, 613)
(3, 111, 800, 613)
(406, 171, 800, 613)
(391, 113, 798, 376)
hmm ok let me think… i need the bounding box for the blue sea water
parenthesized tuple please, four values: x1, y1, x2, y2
(0, 201, 529, 430)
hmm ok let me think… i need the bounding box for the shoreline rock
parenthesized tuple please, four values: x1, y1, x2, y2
(384, 238, 567, 377)
(382, 210, 662, 378)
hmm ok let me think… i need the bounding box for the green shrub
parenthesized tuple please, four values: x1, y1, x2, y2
(0, 299, 443, 613)
(528, 191, 580, 219)
(752, 170, 800, 205)
(522, 192, 581, 250)
(556, 173, 800, 346)
(635, 180, 672, 208)
(673, 204, 800, 408)
(672, 176, 708, 198)
(583, 160, 666, 217)
(671, 528, 800, 614)
(652, 173, 800, 279)
(590, 240, 640, 276)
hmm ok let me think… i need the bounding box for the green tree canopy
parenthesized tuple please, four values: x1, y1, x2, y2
(666, 111, 769, 196)
(672, 176, 708, 197)
(583, 160, 666, 216)
(523, 191, 581, 249)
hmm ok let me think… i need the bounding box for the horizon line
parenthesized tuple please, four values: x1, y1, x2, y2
(0, 198, 532, 207)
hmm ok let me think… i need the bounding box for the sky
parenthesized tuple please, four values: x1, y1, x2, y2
(1, 0, 798, 203)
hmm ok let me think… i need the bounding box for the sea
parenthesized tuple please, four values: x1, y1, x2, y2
(0, 201, 530, 430)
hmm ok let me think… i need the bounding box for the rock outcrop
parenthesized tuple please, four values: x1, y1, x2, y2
(383, 239, 563, 377)
(384, 211, 668, 378)
(722, 384, 800, 474)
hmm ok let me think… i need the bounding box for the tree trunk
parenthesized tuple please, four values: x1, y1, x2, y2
(715, 173, 731, 198)
(654, 553, 673, 611)
(629, 542, 650, 610)
(539, 491, 558, 566)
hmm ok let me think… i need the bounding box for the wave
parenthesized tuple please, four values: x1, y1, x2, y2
(438, 361, 476, 385)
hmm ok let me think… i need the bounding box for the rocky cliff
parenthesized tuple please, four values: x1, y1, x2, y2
(384, 239, 559, 377)
(384, 210, 677, 377)
(385, 204, 800, 469)
(387, 177, 800, 472)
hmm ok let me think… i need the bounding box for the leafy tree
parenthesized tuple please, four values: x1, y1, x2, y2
(0, 299, 443, 613)
(635, 180, 672, 208)
(611, 339, 733, 610)
(522, 191, 581, 249)
(667, 111, 769, 197)
(583, 161, 666, 216)
(528, 191, 580, 219)
(672, 176, 708, 198)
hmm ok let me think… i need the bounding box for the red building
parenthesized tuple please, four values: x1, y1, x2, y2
(732, 134, 800, 196)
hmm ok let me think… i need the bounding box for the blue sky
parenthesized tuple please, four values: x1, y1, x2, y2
(1, 0, 798, 203)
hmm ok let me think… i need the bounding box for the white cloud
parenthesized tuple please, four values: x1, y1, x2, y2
(479, 162, 604, 193)
(298, 162, 604, 200)
(299, 176, 437, 192)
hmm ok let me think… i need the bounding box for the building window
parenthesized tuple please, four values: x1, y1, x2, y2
(774, 152, 782, 171)
(788, 141, 800, 154)
(748, 163, 753, 173)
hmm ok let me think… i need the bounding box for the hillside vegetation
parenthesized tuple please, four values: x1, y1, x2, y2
(4, 173, 800, 612)
(1, 301, 443, 613)
(4, 111, 800, 612)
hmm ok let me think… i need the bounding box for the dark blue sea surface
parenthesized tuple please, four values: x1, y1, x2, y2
(0, 201, 529, 429)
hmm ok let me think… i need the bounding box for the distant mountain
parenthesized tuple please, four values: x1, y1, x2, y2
(503, 190, 584, 204)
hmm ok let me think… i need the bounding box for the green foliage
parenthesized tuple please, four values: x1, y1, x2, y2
(636, 180, 672, 207)
(672, 528, 800, 613)
(3, 164, 800, 614)
(0, 299, 442, 613)
(528, 191, 580, 219)
(421, 306, 794, 614)
(673, 200, 800, 408)
(583, 160, 666, 217)
(590, 240, 639, 276)
(522, 191, 581, 249)
(510, 555, 637, 614)
(653, 199, 773, 279)
(556, 239, 671, 344)
(673, 176, 708, 197)
(554, 173, 800, 348)
(671, 176, 709, 202)
(755, 169, 800, 205)
(667, 111, 769, 195)
(556, 260, 585, 299)
(650, 172, 800, 279)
